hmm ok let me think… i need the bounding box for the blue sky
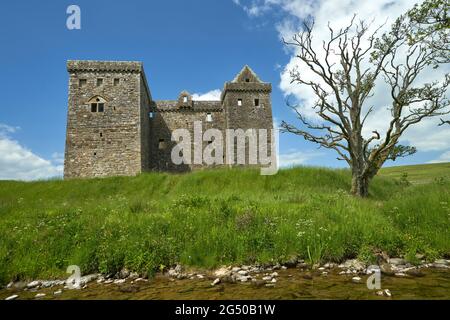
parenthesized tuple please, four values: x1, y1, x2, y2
(0, 0, 448, 180)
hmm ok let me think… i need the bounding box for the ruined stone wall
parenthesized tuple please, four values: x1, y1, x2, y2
(149, 101, 226, 172)
(139, 72, 152, 171)
(64, 61, 147, 178)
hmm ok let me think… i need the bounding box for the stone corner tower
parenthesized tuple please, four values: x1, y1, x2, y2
(222, 65, 274, 165)
(64, 60, 151, 178)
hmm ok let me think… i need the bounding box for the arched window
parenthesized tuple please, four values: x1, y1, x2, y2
(88, 96, 107, 113)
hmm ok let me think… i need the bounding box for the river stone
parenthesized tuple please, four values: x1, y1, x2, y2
(128, 272, 140, 280)
(119, 269, 130, 279)
(5, 295, 19, 301)
(384, 289, 392, 297)
(283, 256, 298, 268)
(113, 279, 126, 284)
(211, 278, 220, 286)
(6, 282, 13, 289)
(352, 276, 362, 283)
(389, 258, 406, 265)
(27, 280, 41, 289)
(215, 267, 231, 278)
(395, 272, 407, 277)
(380, 263, 395, 275)
(434, 259, 448, 265)
(40, 281, 56, 288)
(80, 274, 99, 285)
(271, 278, 277, 283)
(237, 270, 248, 276)
(271, 272, 278, 277)
(432, 263, 448, 269)
(54, 290, 63, 295)
(262, 276, 272, 281)
(167, 269, 178, 277)
(35, 293, 46, 299)
(339, 259, 366, 271)
(174, 265, 183, 273)
(231, 267, 241, 273)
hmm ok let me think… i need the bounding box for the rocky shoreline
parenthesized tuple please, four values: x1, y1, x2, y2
(3, 257, 450, 300)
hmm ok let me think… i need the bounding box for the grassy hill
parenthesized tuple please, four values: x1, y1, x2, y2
(0, 164, 449, 285)
(379, 162, 450, 184)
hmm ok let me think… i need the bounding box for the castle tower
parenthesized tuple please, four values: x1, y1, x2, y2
(221, 65, 273, 166)
(64, 61, 152, 178)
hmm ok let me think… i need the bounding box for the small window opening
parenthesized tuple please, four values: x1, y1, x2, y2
(206, 113, 212, 122)
(79, 79, 87, 87)
(158, 139, 166, 149)
(237, 99, 242, 106)
(183, 96, 188, 103)
(100, 132, 103, 137)
(208, 140, 213, 145)
(113, 78, 120, 86)
(254, 98, 259, 107)
(93, 152, 97, 156)
(245, 78, 250, 82)
(149, 112, 154, 118)
(98, 103, 104, 112)
(97, 78, 103, 86)
(91, 103, 97, 112)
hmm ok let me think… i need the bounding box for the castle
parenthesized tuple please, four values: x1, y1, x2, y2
(64, 60, 274, 178)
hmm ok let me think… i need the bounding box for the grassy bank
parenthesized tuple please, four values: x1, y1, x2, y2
(0, 165, 449, 285)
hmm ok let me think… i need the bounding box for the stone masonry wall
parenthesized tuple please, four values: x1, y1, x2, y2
(64, 61, 148, 178)
(149, 101, 226, 172)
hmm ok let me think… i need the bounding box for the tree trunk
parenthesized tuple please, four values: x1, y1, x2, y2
(351, 174, 370, 197)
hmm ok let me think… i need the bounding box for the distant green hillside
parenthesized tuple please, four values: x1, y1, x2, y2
(0, 165, 449, 285)
(379, 162, 450, 184)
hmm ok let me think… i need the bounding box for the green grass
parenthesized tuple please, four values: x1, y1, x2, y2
(379, 162, 450, 185)
(0, 165, 449, 285)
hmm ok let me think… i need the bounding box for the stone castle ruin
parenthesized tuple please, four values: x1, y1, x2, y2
(64, 60, 274, 178)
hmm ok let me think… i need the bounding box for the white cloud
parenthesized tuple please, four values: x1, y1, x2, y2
(278, 149, 323, 167)
(0, 124, 63, 181)
(428, 151, 450, 164)
(234, 0, 450, 156)
(0, 124, 20, 136)
(192, 89, 222, 101)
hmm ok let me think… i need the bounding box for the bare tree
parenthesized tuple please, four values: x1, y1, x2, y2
(281, 1, 449, 197)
